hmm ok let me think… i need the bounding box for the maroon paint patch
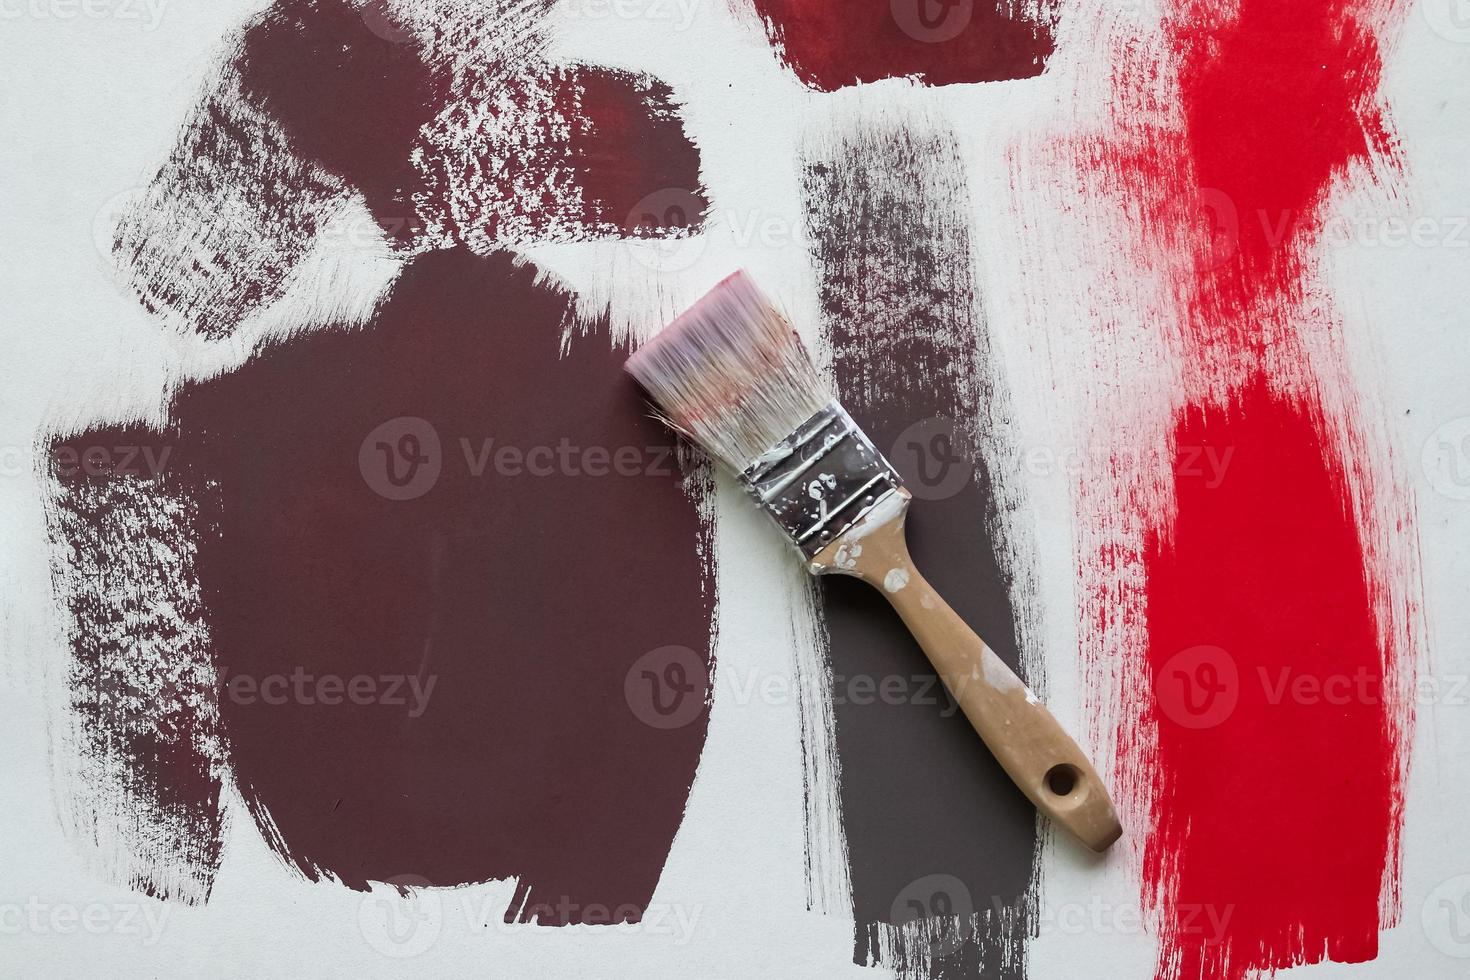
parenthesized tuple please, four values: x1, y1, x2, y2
(748, 0, 1055, 91)
(46, 250, 718, 921)
(115, 0, 706, 339)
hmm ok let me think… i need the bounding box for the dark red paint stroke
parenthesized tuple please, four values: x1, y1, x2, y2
(188, 249, 714, 921)
(1119, 1, 1409, 977)
(48, 250, 717, 920)
(120, 0, 707, 339)
(747, 0, 1054, 90)
(239, 0, 704, 248)
(74, 0, 713, 912)
(236, 0, 453, 245)
(411, 64, 709, 246)
(43, 428, 226, 903)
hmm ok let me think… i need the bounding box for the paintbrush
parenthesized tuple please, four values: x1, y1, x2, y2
(626, 270, 1121, 852)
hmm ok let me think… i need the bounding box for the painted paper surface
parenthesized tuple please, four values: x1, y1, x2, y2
(2, 0, 1455, 977)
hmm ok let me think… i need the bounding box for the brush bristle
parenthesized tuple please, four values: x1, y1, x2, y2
(626, 271, 833, 472)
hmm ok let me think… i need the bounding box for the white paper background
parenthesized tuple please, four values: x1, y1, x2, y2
(2, 1, 1468, 976)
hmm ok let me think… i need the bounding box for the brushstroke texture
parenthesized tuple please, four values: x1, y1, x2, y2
(744, 0, 1056, 90)
(114, 0, 707, 338)
(1008, 1, 1419, 977)
(186, 249, 716, 920)
(53, 0, 714, 917)
(1137, 2, 1416, 976)
(45, 251, 718, 921)
(802, 118, 1038, 980)
(43, 434, 226, 905)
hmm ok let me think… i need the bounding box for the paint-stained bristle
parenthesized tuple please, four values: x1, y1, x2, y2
(626, 271, 832, 472)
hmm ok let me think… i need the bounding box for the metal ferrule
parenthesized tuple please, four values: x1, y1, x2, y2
(739, 401, 905, 559)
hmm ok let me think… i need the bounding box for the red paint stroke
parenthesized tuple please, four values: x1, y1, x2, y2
(1176, 0, 1395, 318)
(1116, 1, 1411, 977)
(748, 0, 1054, 91)
(1145, 378, 1393, 978)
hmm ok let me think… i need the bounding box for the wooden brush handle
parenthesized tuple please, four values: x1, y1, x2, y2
(810, 491, 1121, 852)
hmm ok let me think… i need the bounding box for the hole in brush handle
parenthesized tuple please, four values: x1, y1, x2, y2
(1045, 763, 1081, 798)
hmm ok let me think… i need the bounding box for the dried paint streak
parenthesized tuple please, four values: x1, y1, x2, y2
(116, 0, 704, 338)
(45, 251, 717, 921)
(803, 119, 1037, 979)
(66, 0, 714, 917)
(43, 428, 226, 904)
(745, 0, 1056, 90)
(412, 64, 709, 251)
(1102, 1, 1415, 977)
(113, 57, 349, 339)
